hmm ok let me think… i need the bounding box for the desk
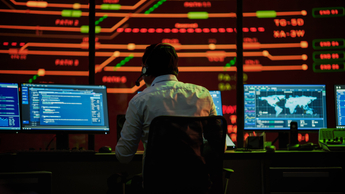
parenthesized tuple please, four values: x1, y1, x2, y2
(224, 150, 345, 194)
(0, 152, 142, 194)
(0, 150, 344, 194)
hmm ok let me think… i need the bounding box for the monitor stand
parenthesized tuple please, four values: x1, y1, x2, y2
(278, 132, 289, 149)
(88, 134, 95, 150)
(56, 133, 69, 150)
(55, 133, 95, 150)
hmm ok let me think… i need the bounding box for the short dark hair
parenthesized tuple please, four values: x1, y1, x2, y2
(142, 43, 179, 76)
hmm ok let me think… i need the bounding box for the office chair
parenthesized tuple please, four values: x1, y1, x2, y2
(107, 115, 234, 194)
(143, 115, 233, 194)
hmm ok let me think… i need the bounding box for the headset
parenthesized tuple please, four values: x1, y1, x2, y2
(135, 43, 178, 86)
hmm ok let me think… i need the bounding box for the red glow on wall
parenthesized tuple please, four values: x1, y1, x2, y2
(104, 0, 119, 3)
(250, 27, 257, 32)
(245, 59, 260, 64)
(55, 59, 79, 66)
(164, 28, 171, 33)
(187, 28, 194, 33)
(179, 28, 186, 33)
(320, 64, 340, 70)
(114, 27, 264, 34)
(230, 134, 237, 142)
(227, 124, 237, 133)
(203, 28, 210, 33)
(184, 1, 211, 8)
(156, 28, 163, 33)
(223, 105, 237, 114)
(102, 76, 127, 83)
(226, 28, 233, 33)
(298, 133, 309, 142)
(319, 9, 338, 15)
(320, 53, 339, 60)
(218, 28, 225, 33)
(55, 19, 78, 26)
(244, 133, 250, 141)
(195, 28, 202, 33)
(162, 39, 179, 44)
(209, 28, 216, 33)
(258, 27, 265, 32)
(148, 28, 155, 33)
(175, 23, 198, 28)
(230, 115, 237, 124)
(132, 28, 139, 33)
(320, 41, 339, 47)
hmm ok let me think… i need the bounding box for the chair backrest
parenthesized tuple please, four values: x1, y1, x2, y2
(143, 115, 227, 194)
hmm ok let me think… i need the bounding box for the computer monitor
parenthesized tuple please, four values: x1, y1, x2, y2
(20, 83, 109, 134)
(244, 84, 327, 131)
(209, 90, 223, 116)
(335, 85, 345, 129)
(0, 83, 21, 132)
(209, 90, 235, 149)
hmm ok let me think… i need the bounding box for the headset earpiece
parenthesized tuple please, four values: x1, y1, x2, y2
(142, 66, 149, 76)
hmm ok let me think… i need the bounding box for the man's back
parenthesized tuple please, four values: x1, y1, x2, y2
(115, 74, 216, 163)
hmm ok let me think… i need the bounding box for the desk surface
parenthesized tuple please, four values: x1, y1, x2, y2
(0, 148, 340, 155)
(1, 149, 344, 166)
(1, 148, 342, 161)
(0, 149, 344, 194)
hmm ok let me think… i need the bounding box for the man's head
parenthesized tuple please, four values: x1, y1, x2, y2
(141, 43, 179, 77)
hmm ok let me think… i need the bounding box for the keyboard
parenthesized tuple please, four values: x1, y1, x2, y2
(319, 128, 345, 151)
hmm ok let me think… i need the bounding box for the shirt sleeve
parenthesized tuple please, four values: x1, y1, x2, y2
(115, 100, 143, 163)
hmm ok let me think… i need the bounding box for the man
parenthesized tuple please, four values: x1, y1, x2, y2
(115, 43, 217, 163)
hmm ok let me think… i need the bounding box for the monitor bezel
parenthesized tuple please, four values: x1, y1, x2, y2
(334, 84, 345, 129)
(243, 84, 327, 132)
(0, 82, 21, 133)
(19, 83, 110, 134)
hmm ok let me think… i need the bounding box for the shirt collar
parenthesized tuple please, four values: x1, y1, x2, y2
(151, 74, 178, 86)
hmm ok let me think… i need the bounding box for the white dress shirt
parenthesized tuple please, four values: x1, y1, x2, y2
(115, 74, 217, 163)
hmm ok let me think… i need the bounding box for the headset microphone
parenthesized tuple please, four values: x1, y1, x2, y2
(135, 74, 143, 86)
(135, 66, 148, 86)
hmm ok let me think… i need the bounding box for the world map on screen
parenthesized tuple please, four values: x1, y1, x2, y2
(259, 95, 317, 117)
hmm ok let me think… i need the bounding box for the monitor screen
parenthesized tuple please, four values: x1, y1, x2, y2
(209, 90, 223, 116)
(209, 90, 235, 149)
(244, 84, 327, 131)
(20, 83, 109, 134)
(335, 85, 345, 129)
(0, 83, 21, 132)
